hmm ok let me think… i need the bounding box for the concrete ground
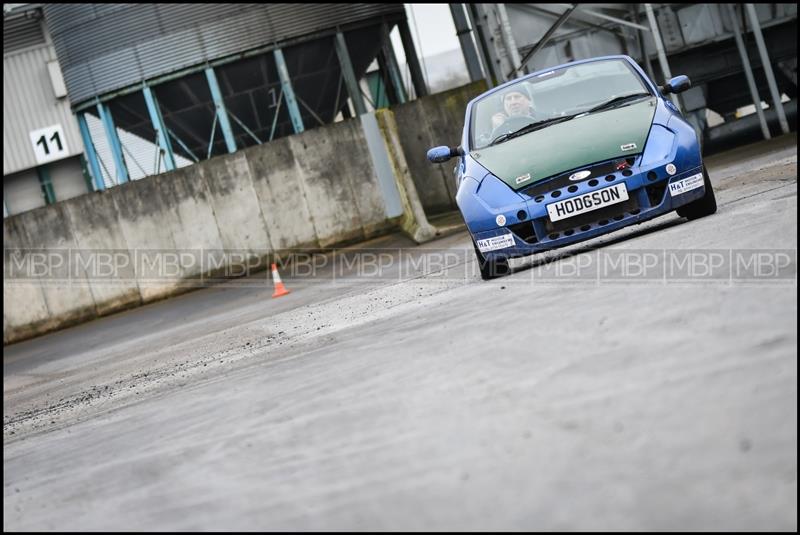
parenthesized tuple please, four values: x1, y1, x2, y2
(3, 134, 797, 531)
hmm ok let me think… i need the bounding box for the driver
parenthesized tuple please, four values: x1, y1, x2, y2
(491, 85, 536, 129)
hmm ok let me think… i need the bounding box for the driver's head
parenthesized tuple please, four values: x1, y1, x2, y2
(500, 85, 533, 117)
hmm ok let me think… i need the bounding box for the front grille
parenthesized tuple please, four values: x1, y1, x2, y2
(522, 156, 638, 197)
(645, 182, 668, 207)
(544, 196, 640, 234)
(508, 221, 538, 244)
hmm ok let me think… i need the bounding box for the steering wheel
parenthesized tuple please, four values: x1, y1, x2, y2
(489, 115, 536, 142)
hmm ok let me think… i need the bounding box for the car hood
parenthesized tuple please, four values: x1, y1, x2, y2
(471, 97, 657, 190)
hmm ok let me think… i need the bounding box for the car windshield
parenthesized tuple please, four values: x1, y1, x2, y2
(470, 59, 651, 150)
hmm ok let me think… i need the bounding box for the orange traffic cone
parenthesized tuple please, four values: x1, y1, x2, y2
(271, 263, 291, 298)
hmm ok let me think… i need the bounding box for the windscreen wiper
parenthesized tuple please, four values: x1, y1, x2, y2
(586, 92, 652, 114)
(489, 114, 581, 146)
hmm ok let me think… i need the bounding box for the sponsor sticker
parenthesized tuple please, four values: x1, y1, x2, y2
(476, 233, 515, 253)
(496, 214, 506, 226)
(669, 173, 704, 197)
(569, 170, 591, 181)
(621, 143, 637, 151)
(515, 173, 531, 185)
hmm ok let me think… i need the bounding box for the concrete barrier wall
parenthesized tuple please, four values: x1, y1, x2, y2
(3, 114, 391, 344)
(63, 191, 141, 316)
(393, 81, 487, 216)
(3, 82, 483, 344)
(287, 121, 389, 247)
(4, 215, 57, 339)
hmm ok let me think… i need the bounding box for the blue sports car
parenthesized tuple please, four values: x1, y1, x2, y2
(428, 55, 717, 279)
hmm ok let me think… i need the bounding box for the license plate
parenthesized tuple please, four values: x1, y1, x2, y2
(547, 183, 629, 222)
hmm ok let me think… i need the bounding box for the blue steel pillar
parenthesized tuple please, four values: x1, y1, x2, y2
(96, 100, 129, 184)
(449, 4, 484, 84)
(36, 165, 56, 204)
(204, 67, 237, 153)
(744, 3, 790, 135)
(381, 23, 407, 104)
(273, 48, 305, 134)
(77, 112, 105, 191)
(334, 31, 367, 115)
(397, 18, 428, 97)
(142, 84, 176, 171)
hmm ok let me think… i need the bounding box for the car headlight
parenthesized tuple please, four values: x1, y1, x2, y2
(475, 174, 526, 210)
(457, 174, 525, 233)
(640, 124, 676, 166)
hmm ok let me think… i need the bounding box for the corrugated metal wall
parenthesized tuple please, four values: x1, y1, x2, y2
(43, 3, 405, 106)
(3, 14, 47, 53)
(3, 43, 84, 175)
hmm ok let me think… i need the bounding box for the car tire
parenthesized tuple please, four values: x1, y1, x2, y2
(676, 166, 717, 221)
(472, 239, 511, 280)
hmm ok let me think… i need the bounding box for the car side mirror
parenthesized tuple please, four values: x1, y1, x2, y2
(661, 75, 691, 94)
(427, 145, 462, 164)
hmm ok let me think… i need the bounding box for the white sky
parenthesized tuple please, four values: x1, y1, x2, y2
(391, 4, 461, 63)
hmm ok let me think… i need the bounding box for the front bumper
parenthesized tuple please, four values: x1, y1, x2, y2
(473, 163, 706, 260)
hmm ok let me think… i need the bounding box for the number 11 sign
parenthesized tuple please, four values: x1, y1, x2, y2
(29, 124, 70, 165)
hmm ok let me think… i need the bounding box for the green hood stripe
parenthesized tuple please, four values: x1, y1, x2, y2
(471, 98, 656, 189)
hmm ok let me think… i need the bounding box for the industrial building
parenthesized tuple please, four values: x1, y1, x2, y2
(4, 4, 90, 216)
(3, 3, 427, 216)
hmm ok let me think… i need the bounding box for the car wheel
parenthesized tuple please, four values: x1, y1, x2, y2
(472, 239, 511, 280)
(676, 166, 717, 221)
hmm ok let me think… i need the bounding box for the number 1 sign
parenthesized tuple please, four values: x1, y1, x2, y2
(29, 124, 70, 165)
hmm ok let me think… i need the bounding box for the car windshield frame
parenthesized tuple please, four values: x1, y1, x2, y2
(468, 58, 654, 151)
